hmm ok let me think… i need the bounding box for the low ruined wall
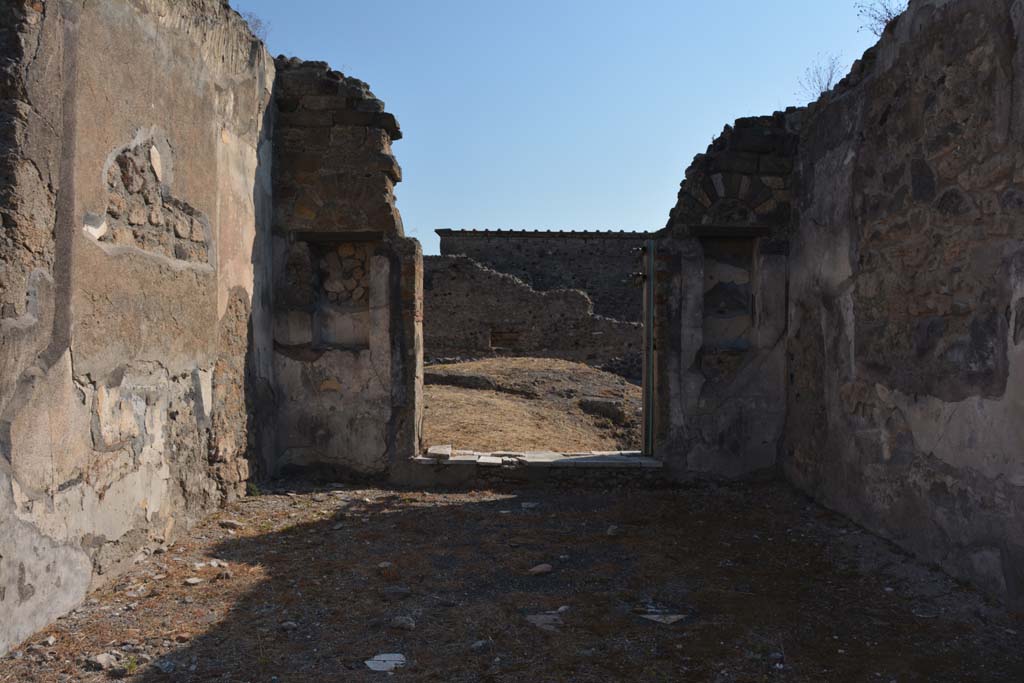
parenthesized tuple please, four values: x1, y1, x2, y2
(271, 59, 422, 479)
(424, 255, 641, 378)
(437, 229, 647, 322)
(0, 0, 274, 655)
(783, 0, 1024, 606)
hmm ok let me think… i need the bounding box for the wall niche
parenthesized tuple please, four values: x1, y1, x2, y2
(313, 241, 372, 350)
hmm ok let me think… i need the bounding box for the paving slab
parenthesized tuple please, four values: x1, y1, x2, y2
(426, 444, 453, 459)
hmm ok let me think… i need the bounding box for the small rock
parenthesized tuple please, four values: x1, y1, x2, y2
(280, 621, 298, 631)
(153, 658, 176, 673)
(528, 563, 553, 576)
(390, 616, 416, 631)
(470, 639, 491, 652)
(87, 653, 118, 671)
(42, 636, 56, 647)
(639, 614, 687, 625)
(606, 525, 620, 537)
(365, 653, 406, 672)
(184, 577, 203, 586)
(190, 217, 205, 242)
(107, 193, 126, 218)
(127, 205, 147, 225)
(526, 613, 563, 632)
(171, 217, 190, 239)
(219, 520, 245, 530)
(381, 585, 412, 600)
(521, 502, 539, 510)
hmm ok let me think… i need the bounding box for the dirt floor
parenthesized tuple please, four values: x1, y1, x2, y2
(423, 357, 642, 452)
(3, 480, 1022, 682)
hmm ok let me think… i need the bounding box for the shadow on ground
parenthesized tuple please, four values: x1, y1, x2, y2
(4, 481, 1024, 682)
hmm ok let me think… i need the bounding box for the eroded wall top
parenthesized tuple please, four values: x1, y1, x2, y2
(273, 58, 403, 237)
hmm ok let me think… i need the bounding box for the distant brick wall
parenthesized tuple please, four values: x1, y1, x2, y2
(437, 229, 648, 322)
(424, 255, 641, 380)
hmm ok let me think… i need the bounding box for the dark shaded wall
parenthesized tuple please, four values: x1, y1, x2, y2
(783, 0, 1024, 606)
(424, 255, 641, 378)
(271, 59, 422, 479)
(437, 229, 647, 322)
(652, 113, 798, 478)
(655, 0, 1024, 607)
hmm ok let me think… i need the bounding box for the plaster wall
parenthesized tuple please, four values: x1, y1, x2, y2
(0, 0, 274, 654)
(270, 59, 422, 478)
(783, 0, 1024, 605)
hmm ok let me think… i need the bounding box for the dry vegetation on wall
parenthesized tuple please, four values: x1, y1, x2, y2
(855, 0, 909, 36)
(797, 2, 908, 102)
(797, 53, 846, 102)
(238, 10, 269, 41)
(422, 358, 641, 452)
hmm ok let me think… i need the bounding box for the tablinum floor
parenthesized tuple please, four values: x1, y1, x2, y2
(3, 480, 1022, 682)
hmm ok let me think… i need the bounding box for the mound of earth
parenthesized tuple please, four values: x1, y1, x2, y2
(422, 357, 641, 453)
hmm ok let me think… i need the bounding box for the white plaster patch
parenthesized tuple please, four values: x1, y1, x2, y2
(150, 145, 163, 182)
(704, 260, 749, 292)
(83, 215, 108, 240)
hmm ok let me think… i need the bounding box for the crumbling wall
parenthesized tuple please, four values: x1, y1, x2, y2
(271, 59, 422, 479)
(783, 0, 1024, 606)
(424, 255, 641, 378)
(437, 229, 647, 322)
(0, 0, 274, 655)
(653, 113, 798, 478)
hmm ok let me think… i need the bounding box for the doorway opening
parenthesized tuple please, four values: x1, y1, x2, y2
(416, 229, 658, 470)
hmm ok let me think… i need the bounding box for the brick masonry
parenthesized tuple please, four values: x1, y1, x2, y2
(271, 58, 422, 480)
(437, 229, 648, 322)
(424, 255, 641, 379)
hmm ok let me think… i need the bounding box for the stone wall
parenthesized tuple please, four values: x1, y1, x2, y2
(424, 255, 641, 378)
(783, 0, 1024, 606)
(271, 59, 422, 479)
(654, 0, 1024, 607)
(652, 113, 798, 479)
(0, 7, 427, 655)
(437, 229, 647, 322)
(0, 0, 275, 655)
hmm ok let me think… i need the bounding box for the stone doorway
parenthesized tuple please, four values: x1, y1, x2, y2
(416, 234, 658, 477)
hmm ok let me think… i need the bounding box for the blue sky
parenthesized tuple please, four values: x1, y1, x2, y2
(237, 1, 880, 254)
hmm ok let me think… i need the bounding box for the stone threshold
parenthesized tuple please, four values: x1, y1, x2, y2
(414, 445, 662, 469)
